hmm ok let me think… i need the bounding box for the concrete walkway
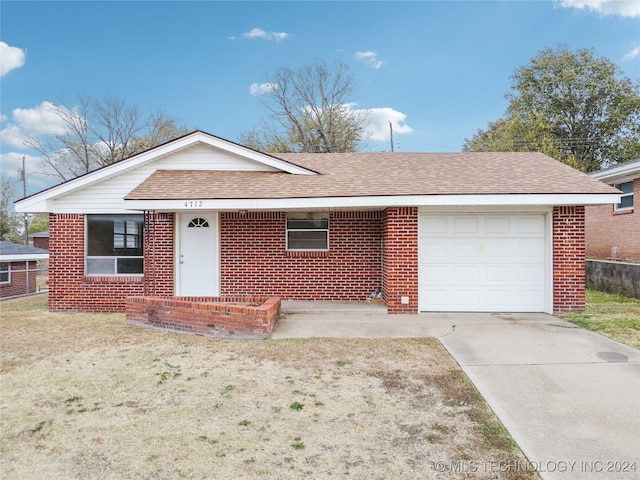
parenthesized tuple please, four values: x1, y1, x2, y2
(272, 303, 640, 479)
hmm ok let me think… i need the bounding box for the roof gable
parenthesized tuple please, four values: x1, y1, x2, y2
(15, 131, 317, 213)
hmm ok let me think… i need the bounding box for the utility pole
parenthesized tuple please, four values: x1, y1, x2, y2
(19, 156, 28, 245)
(389, 121, 394, 152)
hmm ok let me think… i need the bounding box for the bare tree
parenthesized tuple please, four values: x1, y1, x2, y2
(1, 180, 22, 243)
(240, 60, 368, 153)
(27, 96, 188, 181)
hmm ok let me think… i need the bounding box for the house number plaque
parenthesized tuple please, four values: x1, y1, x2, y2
(183, 201, 204, 208)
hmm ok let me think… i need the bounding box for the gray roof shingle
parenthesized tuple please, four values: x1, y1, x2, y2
(0, 241, 49, 257)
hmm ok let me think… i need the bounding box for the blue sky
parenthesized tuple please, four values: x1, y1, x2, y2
(1, 0, 639, 196)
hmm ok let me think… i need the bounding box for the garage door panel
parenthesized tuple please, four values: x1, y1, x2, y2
(422, 216, 448, 234)
(453, 217, 480, 234)
(514, 265, 545, 283)
(419, 213, 547, 312)
(486, 265, 511, 282)
(422, 265, 448, 282)
(485, 240, 512, 259)
(422, 289, 448, 310)
(455, 241, 480, 258)
(455, 290, 480, 307)
(420, 238, 449, 259)
(514, 289, 546, 307)
(486, 290, 511, 308)
(517, 238, 545, 259)
(453, 265, 480, 282)
(517, 216, 545, 234)
(485, 216, 511, 233)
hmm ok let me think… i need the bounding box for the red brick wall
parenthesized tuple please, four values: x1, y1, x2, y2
(126, 296, 280, 339)
(553, 206, 586, 313)
(219, 211, 382, 301)
(33, 237, 49, 250)
(48, 213, 174, 312)
(585, 178, 639, 262)
(0, 261, 38, 298)
(143, 212, 175, 297)
(48, 206, 588, 315)
(382, 207, 419, 313)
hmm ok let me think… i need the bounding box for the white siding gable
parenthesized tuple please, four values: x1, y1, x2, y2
(52, 143, 280, 214)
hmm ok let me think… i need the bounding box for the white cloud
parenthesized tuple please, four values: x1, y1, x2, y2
(0, 101, 70, 148)
(362, 107, 413, 141)
(0, 152, 51, 193)
(295, 103, 412, 143)
(249, 82, 278, 96)
(0, 42, 26, 76)
(0, 124, 29, 149)
(557, 0, 640, 17)
(230, 28, 292, 42)
(355, 51, 383, 69)
(12, 102, 69, 135)
(623, 45, 640, 60)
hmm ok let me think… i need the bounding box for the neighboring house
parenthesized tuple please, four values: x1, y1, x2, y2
(15, 131, 619, 314)
(0, 241, 49, 299)
(29, 230, 50, 250)
(586, 159, 640, 262)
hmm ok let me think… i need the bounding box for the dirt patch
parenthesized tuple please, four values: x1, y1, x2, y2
(1, 295, 537, 479)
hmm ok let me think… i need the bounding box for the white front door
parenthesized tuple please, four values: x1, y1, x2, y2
(178, 213, 219, 296)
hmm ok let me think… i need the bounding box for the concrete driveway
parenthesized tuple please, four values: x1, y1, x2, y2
(273, 303, 640, 480)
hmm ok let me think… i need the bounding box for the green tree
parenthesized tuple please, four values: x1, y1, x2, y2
(1, 180, 22, 243)
(465, 45, 640, 171)
(28, 215, 49, 234)
(240, 60, 368, 153)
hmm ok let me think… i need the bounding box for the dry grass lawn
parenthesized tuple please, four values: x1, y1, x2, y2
(1, 295, 536, 479)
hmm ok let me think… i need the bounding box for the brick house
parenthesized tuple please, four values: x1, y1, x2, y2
(15, 131, 618, 314)
(29, 230, 50, 250)
(0, 241, 49, 298)
(586, 159, 640, 262)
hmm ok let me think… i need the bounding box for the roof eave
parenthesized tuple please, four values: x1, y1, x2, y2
(123, 193, 621, 212)
(590, 160, 640, 183)
(1, 254, 49, 261)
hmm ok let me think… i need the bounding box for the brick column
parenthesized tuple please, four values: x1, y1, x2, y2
(553, 206, 586, 313)
(143, 212, 174, 297)
(382, 207, 419, 314)
(49, 213, 86, 311)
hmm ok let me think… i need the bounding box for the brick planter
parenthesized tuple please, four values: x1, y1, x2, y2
(126, 296, 281, 339)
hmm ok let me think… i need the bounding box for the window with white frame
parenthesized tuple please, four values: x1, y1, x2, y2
(86, 214, 144, 275)
(0, 262, 9, 283)
(286, 213, 329, 251)
(614, 181, 634, 211)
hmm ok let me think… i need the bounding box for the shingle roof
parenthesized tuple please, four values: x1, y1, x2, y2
(0, 241, 49, 258)
(125, 151, 617, 200)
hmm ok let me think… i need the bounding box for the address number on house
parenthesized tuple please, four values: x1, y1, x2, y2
(183, 201, 205, 208)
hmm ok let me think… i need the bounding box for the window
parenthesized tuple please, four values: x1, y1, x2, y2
(0, 262, 9, 283)
(614, 181, 634, 211)
(188, 217, 209, 228)
(286, 213, 329, 251)
(86, 214, 144, 275)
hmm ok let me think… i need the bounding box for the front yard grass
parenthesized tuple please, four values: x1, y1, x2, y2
(0, 294, 537, 479)
(560, 289, 640, 349)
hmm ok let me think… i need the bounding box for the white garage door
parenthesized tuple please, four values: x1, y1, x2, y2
(419, 213, 547, 312)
